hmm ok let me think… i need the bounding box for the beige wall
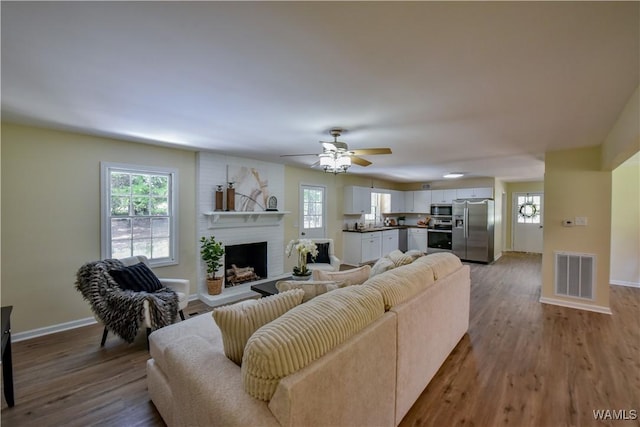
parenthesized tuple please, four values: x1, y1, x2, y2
(602, 86, 639, 171)
(1, 123, 197, 334)
(541, 146, 612, 310)
(283, 166, 398, 273)
(504, 181, 545, 250)
(611, 154, 640, 286)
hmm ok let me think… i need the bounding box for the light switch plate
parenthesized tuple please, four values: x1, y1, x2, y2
(575, 216, 588, 226)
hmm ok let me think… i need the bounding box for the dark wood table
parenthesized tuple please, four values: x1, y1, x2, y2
(2, 305, 15, 407)
(250, 277, 292, 297)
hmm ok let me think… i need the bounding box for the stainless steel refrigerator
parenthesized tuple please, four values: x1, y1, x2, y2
(452, 199, 494, 263)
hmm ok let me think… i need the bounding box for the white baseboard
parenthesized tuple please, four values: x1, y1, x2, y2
(13, 293, 201, 342)
(539, 297, 612, 315)
(13, 317, 98, 342)
(493, 252, 502, 262)
(610, 280, 640, 288)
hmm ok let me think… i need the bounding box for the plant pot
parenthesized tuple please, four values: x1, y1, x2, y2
(291, 273, 312, 281)
(207, 277, 223, 295)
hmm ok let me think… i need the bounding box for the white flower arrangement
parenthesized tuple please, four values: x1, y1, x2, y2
(285, 239, 318, 277)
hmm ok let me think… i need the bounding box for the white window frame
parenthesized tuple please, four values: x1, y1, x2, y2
(101, 162, 179, 267)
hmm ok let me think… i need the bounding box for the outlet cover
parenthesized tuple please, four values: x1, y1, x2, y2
(575, 216, 588, 226)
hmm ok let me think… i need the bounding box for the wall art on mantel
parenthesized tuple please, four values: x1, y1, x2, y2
(226, 165, 270, 211)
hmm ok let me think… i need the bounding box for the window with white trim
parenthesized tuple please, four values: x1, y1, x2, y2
(101, 162, 178, 266)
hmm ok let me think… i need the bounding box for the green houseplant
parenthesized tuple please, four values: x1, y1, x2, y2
(200, 236, 225, 295)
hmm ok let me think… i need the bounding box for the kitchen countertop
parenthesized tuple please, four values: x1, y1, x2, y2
(342, 225, 431, 233)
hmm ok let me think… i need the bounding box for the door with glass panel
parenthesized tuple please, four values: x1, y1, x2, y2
(299, 184, 326, 238)
(513, 192, 543, 253)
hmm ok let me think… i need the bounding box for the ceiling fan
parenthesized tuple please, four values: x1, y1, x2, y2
(281, 128, 392, 173)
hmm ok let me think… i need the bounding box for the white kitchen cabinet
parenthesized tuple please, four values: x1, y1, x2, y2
(342, 231, 382, 265)
(361, 232, 382, 263)
(344, 186, 371, 214)
(389, 190, 405, 214)
(430, 189, 457, 204)
(403, 190, 430, 213)
(413, 190, 431, 213)
(381, 229, 399, 256)
(456, 187, 493, 199)
(407, 228, 428, 252)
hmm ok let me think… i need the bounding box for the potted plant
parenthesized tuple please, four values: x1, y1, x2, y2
(285, 239, 318, 279)
(200, 236, 225, 295)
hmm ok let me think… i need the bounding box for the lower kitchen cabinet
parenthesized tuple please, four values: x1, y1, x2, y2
(381, 229, 399, 256)
(343, 231, 384, 265)
(407, 228, 428, 253)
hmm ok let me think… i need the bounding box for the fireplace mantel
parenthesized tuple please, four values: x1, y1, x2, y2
(203, 211, 290, 229)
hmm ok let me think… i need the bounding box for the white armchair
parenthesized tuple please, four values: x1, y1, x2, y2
(307, 238, 341, 272)
(76, 255, 190, 347)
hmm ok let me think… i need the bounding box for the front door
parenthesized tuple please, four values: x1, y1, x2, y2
(513, 192, 543, 253)
(299, 184, 326, 239)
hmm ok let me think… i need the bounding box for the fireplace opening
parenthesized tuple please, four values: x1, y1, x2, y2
(224, 242, 267, 287)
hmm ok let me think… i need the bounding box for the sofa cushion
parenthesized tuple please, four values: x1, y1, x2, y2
(364, 261, 436, 310)
(212, 289, 305, 365)
(241, 285, 385, 401)
(275, 280, 340, 303)
(414, 252, 463, 280)
(108, 262, 163, 292)
(312, 264, 371, 285)
(387, 249, 414, 267)
(369, 257, 395, 278)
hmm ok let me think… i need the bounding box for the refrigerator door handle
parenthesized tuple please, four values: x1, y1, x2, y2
(464, 207, 469, 239)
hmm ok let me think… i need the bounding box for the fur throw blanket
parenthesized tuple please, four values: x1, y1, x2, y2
(75, 259, 178, 343)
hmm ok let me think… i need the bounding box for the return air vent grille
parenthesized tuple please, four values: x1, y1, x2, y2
(555, 252, 595, 300)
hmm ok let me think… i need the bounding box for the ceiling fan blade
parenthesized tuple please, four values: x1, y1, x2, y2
(351, 156, 372, 167)
(310, 160, 321, 168)
(351, 148, 392, 155)
(280, 153, 318, 157)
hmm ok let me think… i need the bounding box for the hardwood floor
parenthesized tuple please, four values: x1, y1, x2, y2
(2, 253, 638, 426)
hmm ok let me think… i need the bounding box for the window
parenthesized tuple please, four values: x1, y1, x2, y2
(101, 162, 178, 266)
(365, 192, 390, 224)
(517, 195, 541, 224)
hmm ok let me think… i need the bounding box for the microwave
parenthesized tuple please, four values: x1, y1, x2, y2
(430, 204, 452, 216)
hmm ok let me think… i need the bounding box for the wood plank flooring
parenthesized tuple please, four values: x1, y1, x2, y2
(2, 253, 638, 426)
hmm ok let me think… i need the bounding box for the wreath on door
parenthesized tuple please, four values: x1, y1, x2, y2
(519, 201, 538, 218)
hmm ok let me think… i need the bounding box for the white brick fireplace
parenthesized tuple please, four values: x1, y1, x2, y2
(197, 152, 288, 306)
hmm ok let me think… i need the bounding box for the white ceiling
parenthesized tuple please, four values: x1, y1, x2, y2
(2, 2, 638, 183)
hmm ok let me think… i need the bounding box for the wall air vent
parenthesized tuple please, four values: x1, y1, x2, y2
(555, 251, 595, 300)
(421, 183, 431, 190)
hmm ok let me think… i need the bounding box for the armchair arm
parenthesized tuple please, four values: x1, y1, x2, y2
(158, 278, 190, 303)
(329, 255, 341, 270)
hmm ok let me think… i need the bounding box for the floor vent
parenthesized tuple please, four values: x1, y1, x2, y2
(555, 252, 595, 299)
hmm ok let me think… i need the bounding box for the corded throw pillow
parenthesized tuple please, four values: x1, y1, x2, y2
(312, 264, 371, 286)
(275, 280, 340, 303)
(212, 289, 305, 366)
(307, 242, 330, 264)
(108, 262, 163, 292)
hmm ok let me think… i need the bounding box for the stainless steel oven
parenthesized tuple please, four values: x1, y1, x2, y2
(427, 229, 452, 251)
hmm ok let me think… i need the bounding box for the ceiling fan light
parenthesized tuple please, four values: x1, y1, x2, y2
(319, 155, 332, 167)
(336, 155, 351, 168)
(443, 172, 464, 179)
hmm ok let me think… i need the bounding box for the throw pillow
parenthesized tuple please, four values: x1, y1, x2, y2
(312, 264, 371, 286)
(369, 257, 395, 278)
(109, 262, 163, 292)
(212, 289, 305, 366)
(388, 250, 414, 267)
(307, 242, 331, 264)
(275, 280, 340, 302)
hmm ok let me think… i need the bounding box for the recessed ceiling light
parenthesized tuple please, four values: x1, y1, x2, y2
(443, 172, 464, 179)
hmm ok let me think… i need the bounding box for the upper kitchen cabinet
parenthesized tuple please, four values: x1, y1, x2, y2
(344, 186, 371, 214)
(403, 190, 430, 213)
(456, 187, 494, 199)
(413, 190, 431, 213)
(431, 189, 457, 204)
(389, 190, 405, 214)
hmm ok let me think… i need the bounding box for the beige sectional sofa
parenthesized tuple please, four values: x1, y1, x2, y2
(147, 252, 471, 427)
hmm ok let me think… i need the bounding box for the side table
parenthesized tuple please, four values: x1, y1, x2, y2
(2, 305, 15, 407)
